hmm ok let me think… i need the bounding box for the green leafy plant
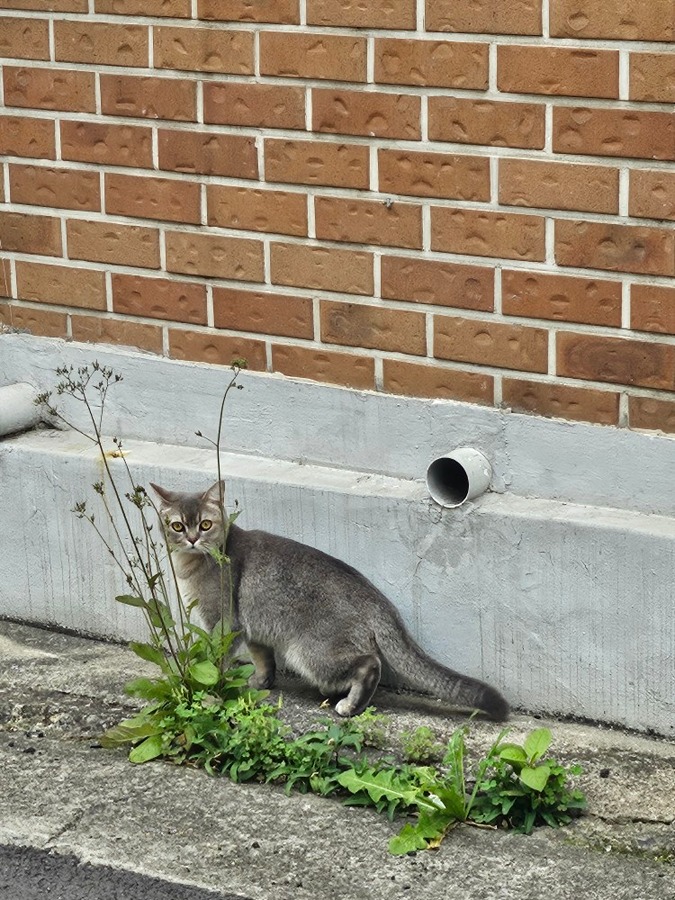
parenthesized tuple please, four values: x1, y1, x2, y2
(37, 361, 249, 758)
(470, 727, 587, 834)
(400, 725, 445, 764)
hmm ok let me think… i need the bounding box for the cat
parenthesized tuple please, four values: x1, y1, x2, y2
(150, 480, 508, 720)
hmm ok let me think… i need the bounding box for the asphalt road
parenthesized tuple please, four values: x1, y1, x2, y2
(0, 845, 252, 900)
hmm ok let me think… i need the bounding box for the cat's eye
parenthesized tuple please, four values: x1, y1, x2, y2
(170, 522, 185, 533)
(199, 520, 213, 531)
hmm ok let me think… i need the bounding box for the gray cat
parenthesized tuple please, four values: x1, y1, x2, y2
(150, 481, 508, 720)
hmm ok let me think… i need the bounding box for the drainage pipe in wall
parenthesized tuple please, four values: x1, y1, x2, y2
(0, 383, 41, 438)
(426, 448, 492, 508)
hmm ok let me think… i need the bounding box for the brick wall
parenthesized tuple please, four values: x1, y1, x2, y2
(1, 1, 673, 433)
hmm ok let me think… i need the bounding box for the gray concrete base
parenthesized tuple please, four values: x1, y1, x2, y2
(1, 622, 674, 900)
(1, 426, 674, 735)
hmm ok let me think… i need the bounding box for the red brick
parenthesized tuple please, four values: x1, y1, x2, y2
(321, 300, 426, 355)
(432, 208, 546, 262)
(169, 328, 267, 370)
(3, 67, 95, 112)
(60, 121, 153, 168)
(96, 0, 191, 15)
(629, 396, 675, 435)
(154, 26, 253, 73)
(631, 284, 675, 336)
(383, 359, 493, 404)
(158, 129, 258, 179)
(207, 186, 307, 237)
(15, 261, 106, 310)
(113, 274, 206, 324)
(556, 220, 674, 277)
(260, 31, 366, 82)
(165, 231, 265, 282)
(203, 82, 305, 130)
(54, 20, 148, 66)
(265, 139, 369, 190)
(71, 314, 164, 354)
(381, 257, 494, 311)
(213, 287, 313, 339)
(629, 170, 675, 222)
(105, 173, 201, 225)
(197, 0, 299, 23)
(498, 46, 618, 99)
(66, 219, 160, 268)
(378, 149, 490, 202)
(307, 0, 415, 29)
(0, 0, 86, 9)
(0, 258, 9, 295)
(0, 302, 67, 337)
(557, 332, 675, 391)
(554, 108, 674, 162)
(499, 159, 619, 214)
(314, 197, 423, 250)
(502, 270, 622, 327)
(0, 16, 49, 59)
(272, 344, 374, 389)
(271, 243, 373, 295)
(426, 0, 542, 34)
(630, 53, 675, 105)
(550, 0, 674, 41)
(0, 211, 61, 256)
(0, 115, 55, 159)
(100, 75, 196, 121)
(502, 378, 620, 425)
(313, 89, 421, 140)
(9, 164, 100, 212)
(375, 38, 488, 89)
(428, 97, 545, 149)
(434, 315, 548, 373)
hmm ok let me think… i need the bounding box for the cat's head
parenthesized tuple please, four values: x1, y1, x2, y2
(149, 480, 225, 555)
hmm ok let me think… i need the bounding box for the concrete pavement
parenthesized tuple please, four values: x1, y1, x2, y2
(0, 619, 673, 900)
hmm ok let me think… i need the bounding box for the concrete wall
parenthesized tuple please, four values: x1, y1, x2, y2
(2, 334, 674, 736)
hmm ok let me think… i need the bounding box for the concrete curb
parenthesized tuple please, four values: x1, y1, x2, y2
(1, 620, 673, 900)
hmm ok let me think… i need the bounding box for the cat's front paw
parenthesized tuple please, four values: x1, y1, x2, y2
(334, 698, 356, 717)
(249, 672, 275, 690)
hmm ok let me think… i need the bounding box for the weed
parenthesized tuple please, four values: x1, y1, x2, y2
(400, 725, 445, 764)
(470, 728, 587, 834)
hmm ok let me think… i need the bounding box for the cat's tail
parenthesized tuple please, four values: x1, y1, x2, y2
(375, 618, 509, 721)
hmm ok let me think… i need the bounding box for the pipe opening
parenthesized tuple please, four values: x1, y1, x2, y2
(426, 448, 492, 508)
(426, 457, 471, 508)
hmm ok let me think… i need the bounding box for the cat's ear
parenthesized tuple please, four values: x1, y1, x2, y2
(202, 480, 225, 504)
(149, 482, 177, 504)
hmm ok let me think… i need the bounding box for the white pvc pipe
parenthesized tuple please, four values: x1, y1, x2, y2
(426, 448, 492, 508)
(0, 383, 41, 438)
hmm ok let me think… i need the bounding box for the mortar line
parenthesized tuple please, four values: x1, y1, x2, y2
(548, 329, 556, 376)
(619, 50, 630, 101)
(618, 391, 629, 427)
(621, 281, 631, 330)
(374, 356, 384, 390)
(205, 283, 214, 328)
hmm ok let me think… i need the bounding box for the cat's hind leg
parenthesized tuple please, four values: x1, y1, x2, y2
(247, 641, 276, 690)
(334, 654, 381, 717)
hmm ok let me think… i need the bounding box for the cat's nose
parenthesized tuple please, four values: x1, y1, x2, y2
(187, 536, 198, 545)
